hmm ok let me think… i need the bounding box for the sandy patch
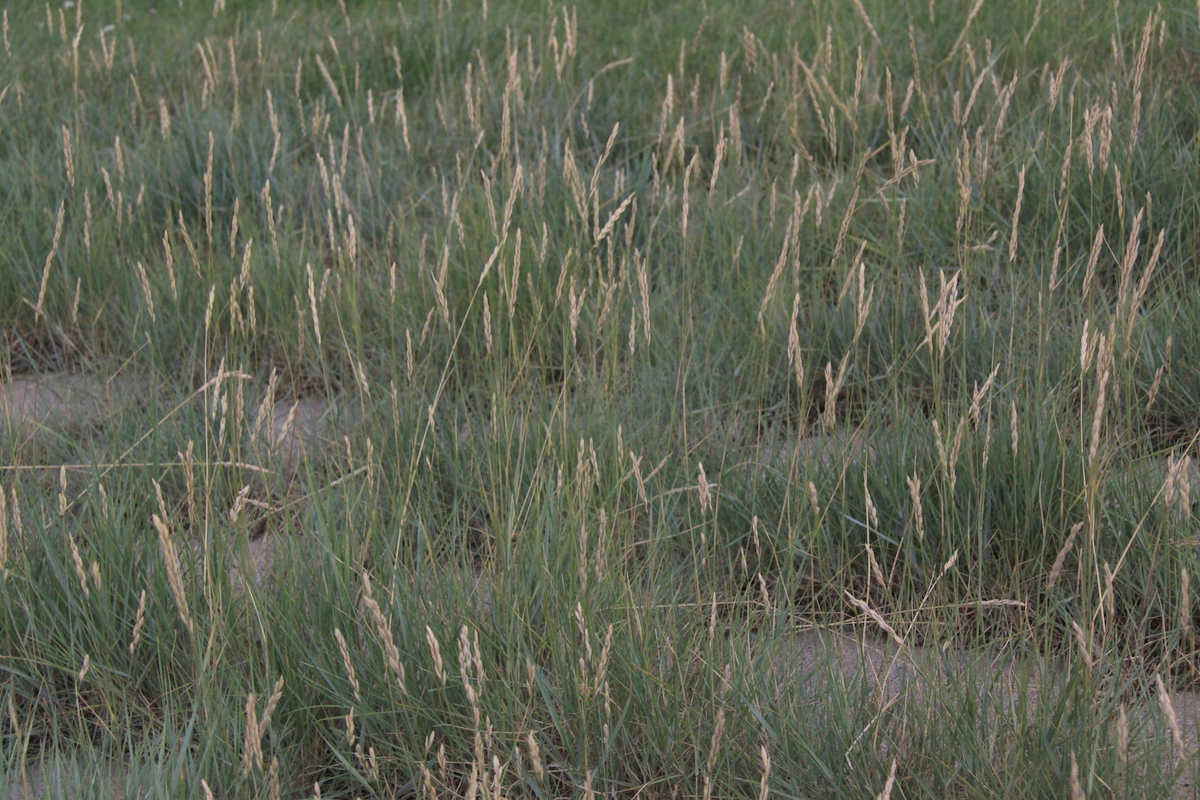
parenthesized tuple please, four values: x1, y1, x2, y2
(790, 427, 877, 470)
(773, 629, 1053, 714)
(0, 374, 146, 438)
(4, 752, 139, 800)
(251, 397, 338, 476)
(177, 529, 310, 599)
(225, 532, 316, 593)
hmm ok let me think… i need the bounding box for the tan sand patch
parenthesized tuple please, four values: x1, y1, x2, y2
(6, 752, 139, 800)
(0, 374, 147, 438)
(251, 397, 337, 476)
(772, 629, 1053, 713)
(225, 532, 317, 592)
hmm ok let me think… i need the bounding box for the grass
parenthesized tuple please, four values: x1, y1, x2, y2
(2, 0, 1200, 796)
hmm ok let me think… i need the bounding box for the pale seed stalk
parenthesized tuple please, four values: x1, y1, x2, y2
(34, 200, 66, 322)
(1157, 673, 1185, 760)
(153, 514, 193, 636)
(362, 574, 408, 694)
(61, 125, 74, 187)
(907, 475, 925, 542)
(426, 626, 447, 686)
(758, 745, 771, 800)
(68, 533, 88, 597)
(1069, 753, 1084, 800)
(1008, 165, 1025, 262)
(129, 589, 147, 654)
(242, 693, 261, 777)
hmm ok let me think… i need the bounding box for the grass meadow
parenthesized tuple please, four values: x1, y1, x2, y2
(2, 0, 1200, 796)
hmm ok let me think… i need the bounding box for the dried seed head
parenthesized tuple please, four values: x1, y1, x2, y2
(129, 589, 147, 655)
(969, 365, 999, 426)
(1008, 165, 1026, 262)
(362, 578, 408, 695)
(1048, 57, 1070, 111)
(8, 488, 20, 542)
(845, 592, 904, 645)
(758, 217, 795, 338)
(822, 358, 849, 432)
(259, 676, 285, 732)
(243, 693, 261, 778)
(758, 745, 771, 800)
(34, 200, 65, 323)
(68, 534, 88, 597)
(865, 542, 885, 588)
(1069, 753, 1084, 800)
(61, 125, 74, 187)
(1071, 620, 1092, 672)
(1163, 454, 1192, 515)
(788, 294, 806, 390)
(1098, 106, 1113, 174)
(907, 475, 925, 542)
(154, 514, 194, 636)
(1088, 336, 1112, 467)
(1081, 226, 1104, 303)
(594, 623, 614, 692)
(425, 626, 447, 686)
(879, 758, 898, 800)
(1158, 673, 1185, 759)
(526, 732, 544, 781)
(705, 707, 727, 779)
(1148, 363, 1166, 411)
(1010, 400, 1019, 457)
(333, 628, 362, 705)
(1117, 209, 1145, 311)
(1047, 522, 1083, 592)
(697, 461, 713, 513)
(863, 473, 879, 529)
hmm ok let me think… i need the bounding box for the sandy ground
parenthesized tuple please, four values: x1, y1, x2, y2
(5, 376, 1200, 796)
(4, 754, 138, 800)
(0, 373, 147, 439)
(250, 396, 336, 476)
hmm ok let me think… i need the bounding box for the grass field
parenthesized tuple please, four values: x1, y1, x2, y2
(2, 0, 1200, 796)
